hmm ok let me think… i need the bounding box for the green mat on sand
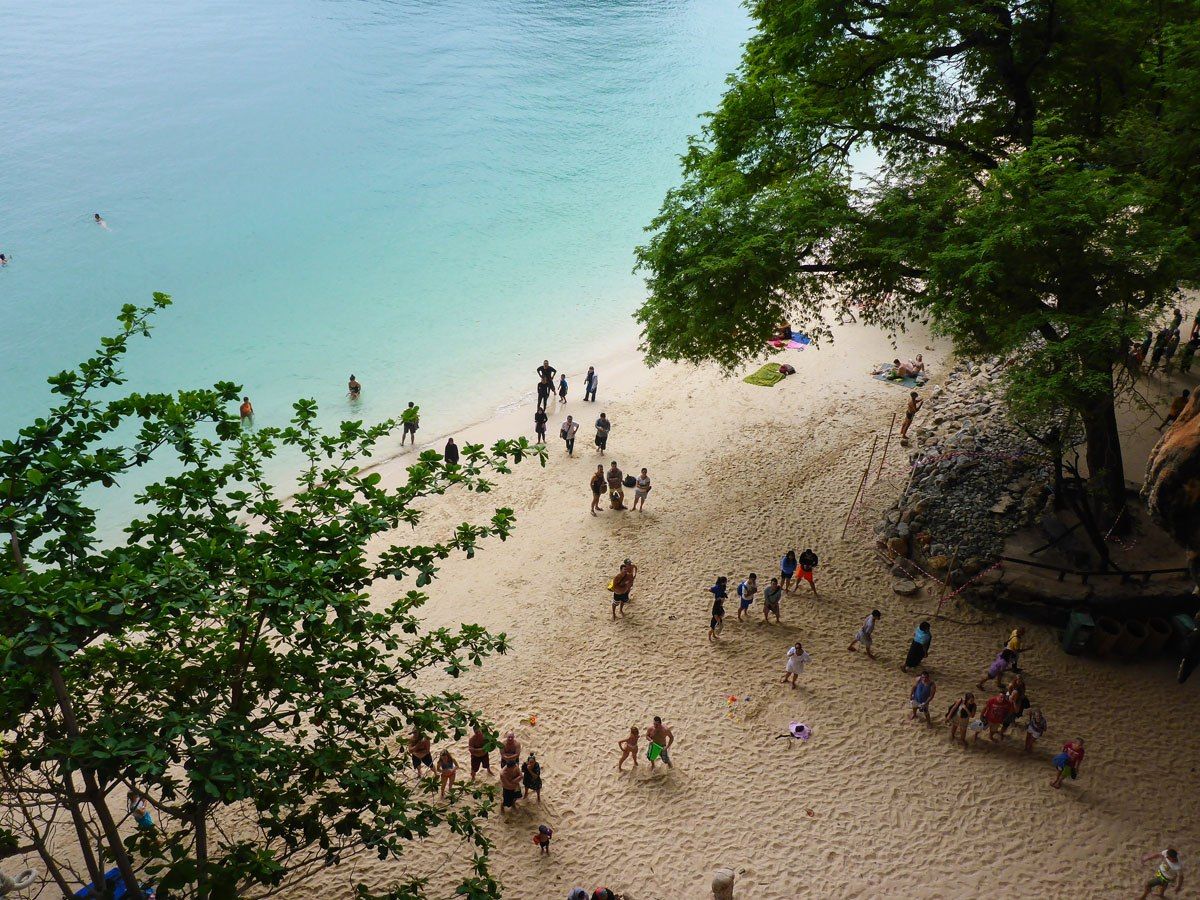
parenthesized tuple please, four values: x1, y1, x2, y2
(744, 364, 786, 387)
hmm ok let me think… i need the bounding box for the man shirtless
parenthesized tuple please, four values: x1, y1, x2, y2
(468, 725, 491, 781)
(408, 730, 433, 776)
(611, 559, 636, 619)
(900, 391, 922, 438)
(499, 732, 521, 769)
(499, 762, 523, 815)
(646, 716, 674, 769)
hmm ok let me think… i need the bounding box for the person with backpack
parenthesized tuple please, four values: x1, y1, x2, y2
(560, 415, 579, 456)
(797, 548, 819, 595)
(736, 573, 758, 621)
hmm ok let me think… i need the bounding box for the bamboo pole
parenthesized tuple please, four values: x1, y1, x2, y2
(875, 412, 897, 482)
(842, 433, 880, 539)
(936, 544, 961, 617)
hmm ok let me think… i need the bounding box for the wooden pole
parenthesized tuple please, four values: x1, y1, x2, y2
(936, 544, 960, 617)
(842, 433, 879, 539)
(875, 412, 897, 482)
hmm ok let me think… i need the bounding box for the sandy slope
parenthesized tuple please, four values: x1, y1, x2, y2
(314, 320, 1200, 899)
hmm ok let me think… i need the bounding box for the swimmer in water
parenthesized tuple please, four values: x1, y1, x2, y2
(0, 253, 7, 266)
(94, 213, 108, 229)
(348, 374, 361, 398)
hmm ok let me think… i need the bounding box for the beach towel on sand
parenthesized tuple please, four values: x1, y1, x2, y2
(744, 364, 787, 387)
(767, 331, 812, 351)
(872, 369, 927, 389)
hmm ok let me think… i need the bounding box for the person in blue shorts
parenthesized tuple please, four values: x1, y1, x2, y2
(736, 573, 758, 621)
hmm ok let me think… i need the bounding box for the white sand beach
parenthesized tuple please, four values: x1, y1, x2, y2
(312, 319, 1200, 899)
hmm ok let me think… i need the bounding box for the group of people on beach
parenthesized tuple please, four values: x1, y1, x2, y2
(704, 549, 818, 641)
(409, 726, 542, 811)
(1130, 307, 1200, 376)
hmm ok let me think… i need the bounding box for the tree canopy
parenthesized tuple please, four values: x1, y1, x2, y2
(0, 297, 540, 899)
(636, 0, 1200, 509)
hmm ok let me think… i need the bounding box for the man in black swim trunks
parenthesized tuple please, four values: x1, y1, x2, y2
(408, 730, 433, 776)
(401, 401, 420, 446)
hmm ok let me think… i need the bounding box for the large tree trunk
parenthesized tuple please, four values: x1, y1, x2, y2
(1080, 362, 1127, 527)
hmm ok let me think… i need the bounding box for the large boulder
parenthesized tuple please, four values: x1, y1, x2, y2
(1143, 392, 1200, 585)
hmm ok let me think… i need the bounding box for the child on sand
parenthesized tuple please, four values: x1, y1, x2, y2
(944, 692, 976, 747)
(617, 726, 639, 770)
(736, 573, 758, 621)
(1138, 849, 1183, 898)
(1025, 709, 1047, 753)
(533, 824, 552, 854)
(1050, 738, 1085, 789)
(848, 610, 882, 659)
(781, 641, 811, 688)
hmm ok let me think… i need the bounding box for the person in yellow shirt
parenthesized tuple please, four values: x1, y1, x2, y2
(1007, 627, 1029, 673)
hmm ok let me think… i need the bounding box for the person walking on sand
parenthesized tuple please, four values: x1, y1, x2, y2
(500, 732, 522, 769)
(780, 550, 798, 592)
(1006, 626, 1030, 673)
(1138, 849, 1184, 898)
(909, 671, 936, 724)
(500, 762, 523, 816)
(537, 376, 552, 411)
(400, 402, 420, 446)
(617, 726, 639, 770)
(560, 415, 579, 456)
(348, 374, 361, 398)
(444, 437, 460, 466)
(558, 373, 568, 403)
(534, 407, 548, 443)
(408, 730, 433, 776)
(1025, 708, 1047, 753)
(590, 465, 606, 516)
(1050, 737, 1084, 789)
(606, 460, 625, 507)
(762, 577, 782, 624)
(944, 692, 976, 748)
(437, 749, 457, 798)
(976, 692, 1012, 744)
(708, 577, 727, 641)
(797, 547, 819, 595)
(902, 621, 932, 673)
(239, 396, 254, 424)
(521, 752, 542, 802)
(584, 366, 598, 402)
(900, 391, 923, 439)
(611, 559, 635, 619)
(781, 641, 811, 688)
(848, 609, 882, 658)
(646, 716, 674, 769)
(736, 573, 758, 621)
(468, 725, 491, 780)
(632, 467, 652, 511)
(977, 648, 1016, 691)
(594, 412, 611, 454)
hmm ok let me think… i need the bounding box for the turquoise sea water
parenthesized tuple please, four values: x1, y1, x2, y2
(0, 0, 748, 457)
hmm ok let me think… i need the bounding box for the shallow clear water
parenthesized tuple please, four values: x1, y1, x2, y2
(0, 0, 748, 451)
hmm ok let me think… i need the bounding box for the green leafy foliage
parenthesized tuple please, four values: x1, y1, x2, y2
(636, 0, 1200, 507)
(0, 300, 543, 899)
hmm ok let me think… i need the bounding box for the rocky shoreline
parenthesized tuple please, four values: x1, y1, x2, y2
(875, 358, 1055, 589)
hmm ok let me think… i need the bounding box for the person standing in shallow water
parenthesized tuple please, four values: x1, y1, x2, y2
(239, 396, 254, 424)
(348, 374, 361, 398)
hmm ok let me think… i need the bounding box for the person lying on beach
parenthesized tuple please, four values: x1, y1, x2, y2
(1138, 848, 1183, 898)
(909, 672, 936, 724)
(781, 641, 810, 688)
(902, 621, 931, 673)
(617, 726, 639, 770)
(736, 573, 758, 621)
(348, 374, 361, 398)
(976, 648, 1016, 691)
(944, 692, 976, 747)
(762, 578, 782, 623)
(848, 609, 882, 658)
(1050, 737, 1084, 789)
